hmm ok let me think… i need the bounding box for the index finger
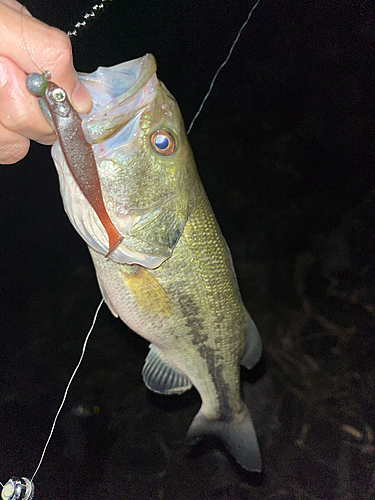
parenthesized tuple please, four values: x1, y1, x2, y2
(0, 1, 92, 113)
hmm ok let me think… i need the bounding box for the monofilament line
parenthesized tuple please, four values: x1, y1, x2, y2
(31, 298, 104, 481)
(20, 4, 45, 75)
(187, 0, 262, 135)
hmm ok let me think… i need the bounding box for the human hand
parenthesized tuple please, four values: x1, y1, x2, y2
(0, 0, 92, 165)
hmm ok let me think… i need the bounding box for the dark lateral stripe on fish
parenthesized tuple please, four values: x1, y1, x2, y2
(178, 293, 233, 417)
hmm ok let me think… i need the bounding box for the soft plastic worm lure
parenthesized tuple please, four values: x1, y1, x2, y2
(25, 71, 123, 257)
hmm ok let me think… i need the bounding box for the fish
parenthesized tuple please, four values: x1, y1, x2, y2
(48, 54, 263, 472)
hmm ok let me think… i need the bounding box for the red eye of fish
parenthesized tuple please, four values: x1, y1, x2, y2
(151, 130, 176, 156)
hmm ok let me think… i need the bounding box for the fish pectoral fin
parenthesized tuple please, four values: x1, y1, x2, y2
(142, 344, 192, 395)
(186, 405, 262, 472)
(121, 265, 173, 317)
(240, 311, 262, 370)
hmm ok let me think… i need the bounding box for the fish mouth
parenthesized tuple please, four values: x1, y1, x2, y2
(52, 54, 182, 268)
(78, 54, 158, 144)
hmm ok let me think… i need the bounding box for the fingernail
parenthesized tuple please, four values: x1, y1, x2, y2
(72, 79, 92, 113)
(0, 60, 8, 88)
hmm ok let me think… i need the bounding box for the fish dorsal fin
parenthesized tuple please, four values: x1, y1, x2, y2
(142, 344, 192, 395)
(240, 311, 262, 369)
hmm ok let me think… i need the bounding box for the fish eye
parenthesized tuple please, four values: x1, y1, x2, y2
(150, 130, 176, 156)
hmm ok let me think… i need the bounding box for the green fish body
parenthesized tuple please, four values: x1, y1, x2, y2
(51, 54, 262, 471)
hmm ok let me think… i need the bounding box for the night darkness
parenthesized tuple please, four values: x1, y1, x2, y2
(0, 1, 374, 499)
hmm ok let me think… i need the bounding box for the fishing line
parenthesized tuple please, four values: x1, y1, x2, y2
(19, 5, 46, 76)
(0, 299, 104, 500)
(30, 298, 104, 482)
(1, 1, 262, 497)
(187, 0, 262, 135)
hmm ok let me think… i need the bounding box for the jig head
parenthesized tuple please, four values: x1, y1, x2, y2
(26, 72, 123, 257)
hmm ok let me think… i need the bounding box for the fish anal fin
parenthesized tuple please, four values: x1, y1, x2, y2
(120, 265, 173, 317)
(186, 405, 262, 472)
(142, 344, 192, 395)
(240, 311, 262, 370)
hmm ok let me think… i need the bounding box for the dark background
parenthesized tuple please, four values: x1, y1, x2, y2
(0, 1, 374, 499)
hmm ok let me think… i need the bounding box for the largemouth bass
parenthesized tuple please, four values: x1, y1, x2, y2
(49, 54, 263, 471)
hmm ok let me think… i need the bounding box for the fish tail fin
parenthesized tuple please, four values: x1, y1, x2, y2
(186, 404, 262, 472)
